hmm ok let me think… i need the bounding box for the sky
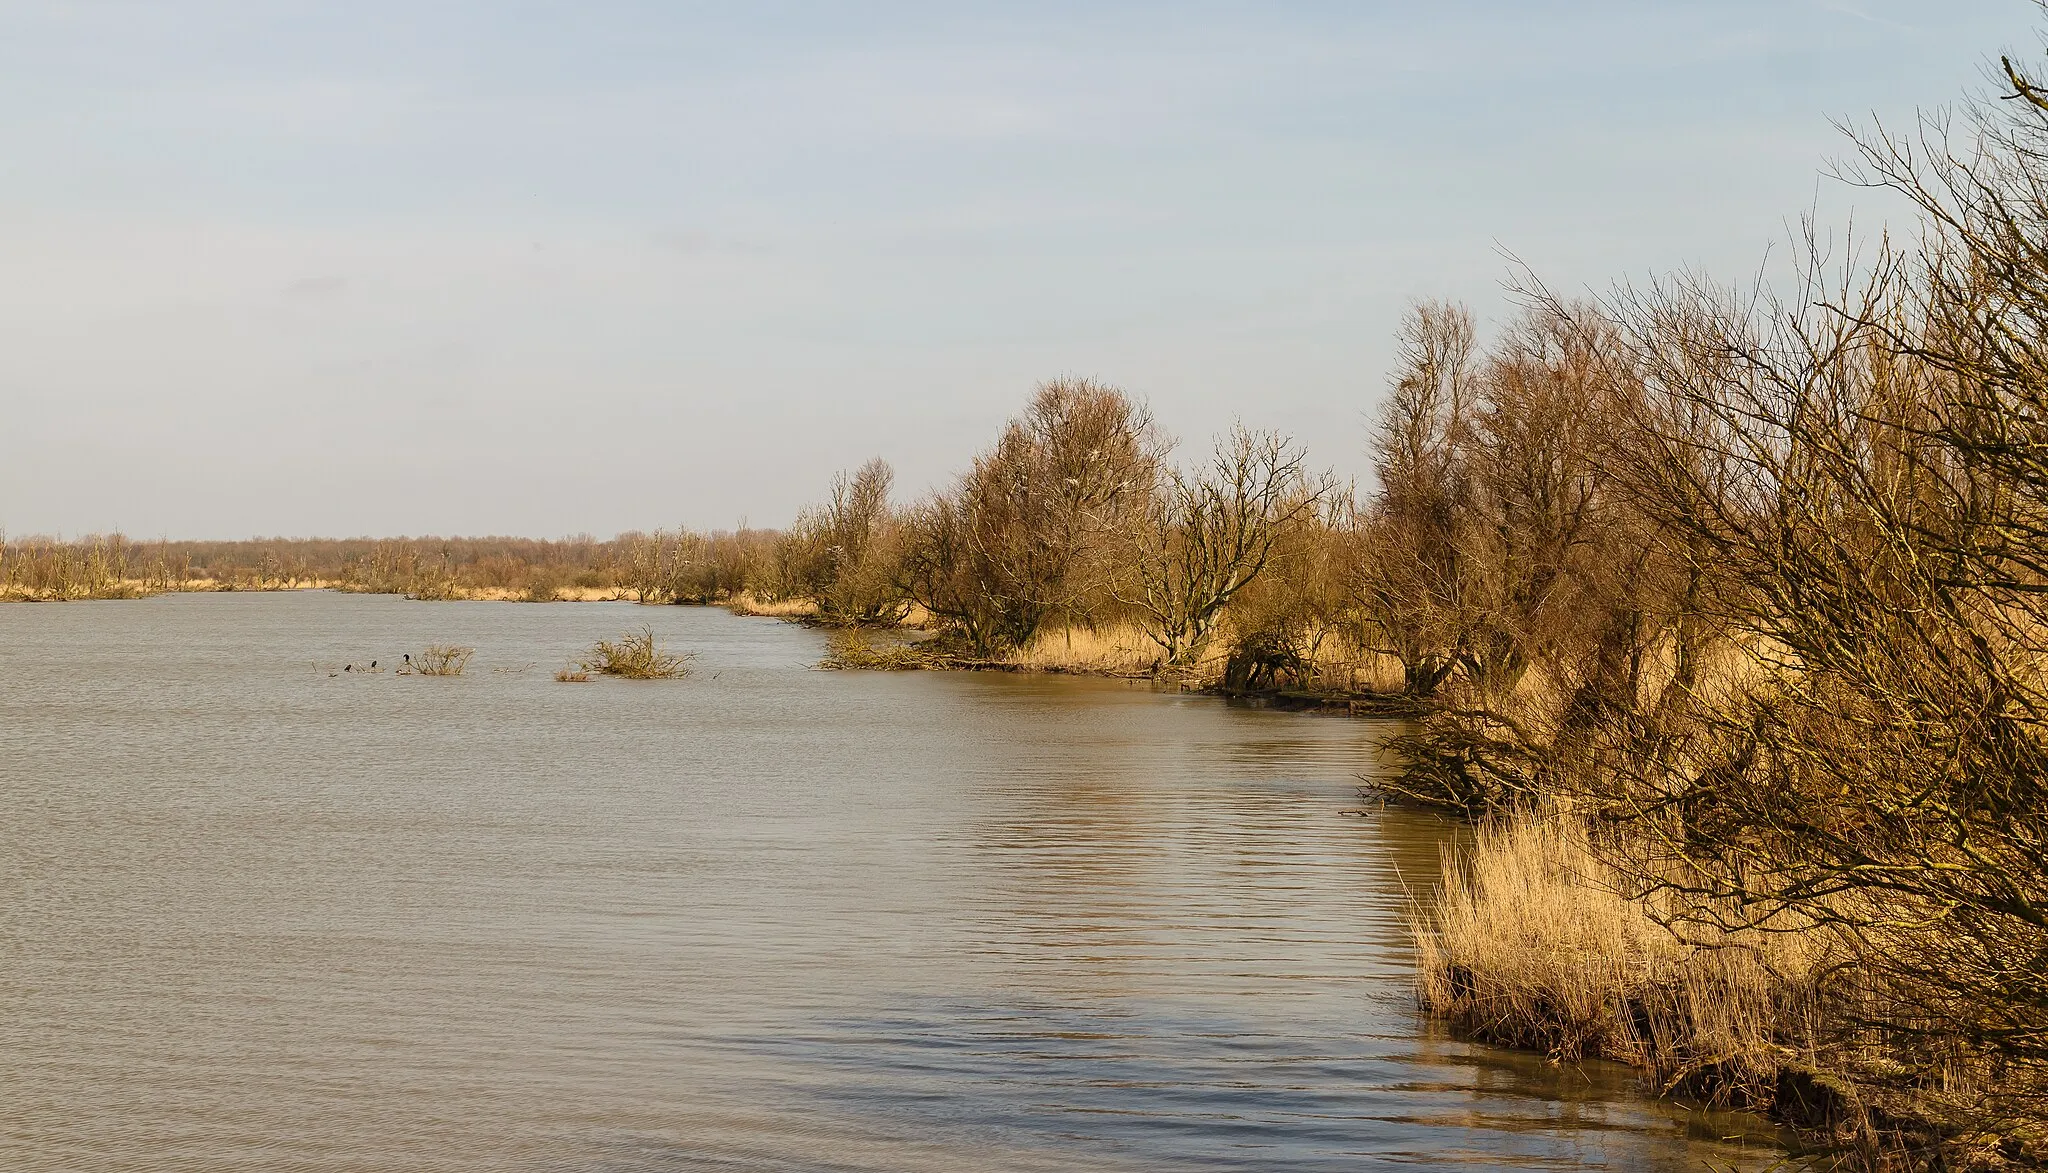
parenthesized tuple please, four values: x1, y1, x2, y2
(0, 0, 2039, 540)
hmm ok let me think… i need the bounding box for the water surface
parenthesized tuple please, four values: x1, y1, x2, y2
(0, 592, 1788, 1170)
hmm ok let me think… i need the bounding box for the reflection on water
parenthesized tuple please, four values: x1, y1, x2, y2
(0, 593, 1789, 1170)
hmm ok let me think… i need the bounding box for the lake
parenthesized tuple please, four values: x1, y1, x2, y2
(0, 591, 1788, 1171)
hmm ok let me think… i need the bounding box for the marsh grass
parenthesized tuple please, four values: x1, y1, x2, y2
(1005, 622, 1162, 676)
(553, 667, 592, 682)
(581, 626, 692, 679)
(724, 591, 819, 618)
(1414, 809, 1827, 1097)
(1406, 806, 2015, 1159)
(819, 628, 943, 670)
(412, 645, 474, 676)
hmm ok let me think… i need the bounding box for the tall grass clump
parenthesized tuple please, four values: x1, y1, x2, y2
(1007, 622, 1162, 676)
(1416, 811, 1829, 1100)
(581, 626, 692, 679)
(1414, 808, 2022, 1163)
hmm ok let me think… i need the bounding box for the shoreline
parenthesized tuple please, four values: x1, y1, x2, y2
(6, 584, 1417, 712)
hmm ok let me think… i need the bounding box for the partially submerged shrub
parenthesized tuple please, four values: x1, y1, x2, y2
(554, 667, 591, 682)
(411, 645, 474, 676)
(581, 626, 691, 679)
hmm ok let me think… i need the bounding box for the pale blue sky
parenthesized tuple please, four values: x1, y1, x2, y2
(1, 1, 2037, 538)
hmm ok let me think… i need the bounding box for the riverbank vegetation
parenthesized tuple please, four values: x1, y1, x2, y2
(1401, 49, 2048, 1168)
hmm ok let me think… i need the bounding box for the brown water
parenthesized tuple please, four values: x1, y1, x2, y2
(0, 592, 1789, 1171)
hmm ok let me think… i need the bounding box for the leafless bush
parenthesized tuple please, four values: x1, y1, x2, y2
(411, 645, 474, 676)
(782, 459, 908, 624)
(0, 533, 154, 601)
(1114, 427, 1330, 667)
(581, 626, 692, 679)
(1400, 56, 2048, 1152)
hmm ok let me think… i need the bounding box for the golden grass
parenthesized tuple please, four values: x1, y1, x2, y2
(1414, 806, 1831, 1107)
(1406, 806, 2048, 1164)
(554, 667, 592, 682)
(1289, 628, 1406, 694)
(1004, 622, 1164, 676)
(724, 591, 820, 618)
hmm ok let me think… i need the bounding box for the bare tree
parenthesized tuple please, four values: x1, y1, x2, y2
(1355, 301, 1481, 696)
(820, 458, 904, 622)
(1116, 427, 1327, 667)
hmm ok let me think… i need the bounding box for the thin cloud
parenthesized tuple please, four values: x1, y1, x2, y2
(1811, 0, 1920, 34)
(283, 275, 348, 298)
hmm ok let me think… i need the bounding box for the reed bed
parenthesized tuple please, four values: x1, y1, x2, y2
(1415, 810, 1820, 1088)
(1004, 623, 1163, 676)
(1410, 808, 2032, 1164)
(724, 591, 819, 619)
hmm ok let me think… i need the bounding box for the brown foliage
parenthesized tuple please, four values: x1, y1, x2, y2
(900, 378, 1164, 654)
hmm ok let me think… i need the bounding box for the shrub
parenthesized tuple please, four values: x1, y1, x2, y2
(412, 645, 474, 676)
(581, 626, 691, 679)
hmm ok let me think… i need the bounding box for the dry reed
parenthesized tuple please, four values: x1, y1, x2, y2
(723, 591, 819, 618)
(1004, 622, 1162, 676)
(1415, 807, 1832, 1110)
